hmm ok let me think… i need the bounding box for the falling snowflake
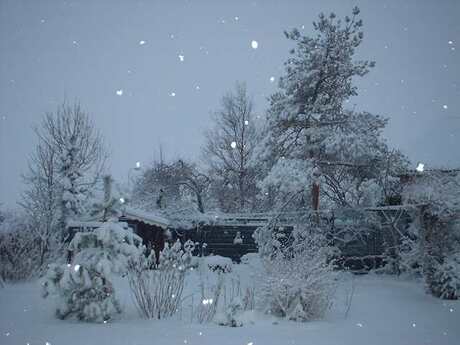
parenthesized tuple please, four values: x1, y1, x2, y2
(40, 19, 46, 23)
(270, 76, 275, 83)
(416, 163, 424, 172)
(412, 323, 416, 327)
(443, 104, 448, 109)
(178, 54, 185, 62)
(195, 85, 200, 90)
(356, 323, 363, 327)
(139, 40, 146, 45)
(234, 16, 239, 21)
(230, 141, 237, 149)
(116, 89, 123, 96)
(247, 342, 254, 345)
(251, 40, 258, 49)
(448, 41, 454, 45)
(74, 264, 80, 272)
(244, 120, 249, 126)
(72, 40, 78, 45)
(202, 298, 214, 305)
(170, 92, 176, 97)
(119, 197, 125, 204)
(135, 161, 141, 169)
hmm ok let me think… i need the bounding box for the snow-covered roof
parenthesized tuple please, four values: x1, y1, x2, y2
(67, 221, 105, 228)
(121, 207, 169, 229)
(67, 221, 129, 229)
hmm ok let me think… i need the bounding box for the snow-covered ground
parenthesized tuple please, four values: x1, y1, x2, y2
(1, 271, 458, 345)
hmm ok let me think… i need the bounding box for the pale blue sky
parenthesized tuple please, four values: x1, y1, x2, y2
(1, 0, 459, 208)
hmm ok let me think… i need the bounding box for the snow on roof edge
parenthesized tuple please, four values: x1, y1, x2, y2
(122, 207, 169, 228)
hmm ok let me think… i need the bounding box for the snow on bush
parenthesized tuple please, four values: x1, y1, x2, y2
(0, 211, 42, 281)
(255, 220, 337, 321)
(214, 297, 244, 327)
(402, 170, 460, 299)
(202, 255, 233, 273)
(127, 239, 195, 319)
(42, 221, 143, 322)
(431, 253, 460, 300)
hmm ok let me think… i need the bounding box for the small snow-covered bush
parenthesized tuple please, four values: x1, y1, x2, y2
(42, 263, 121, 322)
(42, 221, 143, 322)
(430, 254, 460, 300)
(255, 221, 337, 321)
(128, 239, 195, 319)
(203, 255, 233, 273)
(215, 297, 244, 327)
(0, 211, 43, 281)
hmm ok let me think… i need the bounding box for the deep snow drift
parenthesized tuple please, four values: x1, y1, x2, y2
(0, 268, 458, 345)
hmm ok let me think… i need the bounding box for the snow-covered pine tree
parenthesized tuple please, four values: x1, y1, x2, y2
(42, 221, 144, 322)
(260, 7, 407, 210)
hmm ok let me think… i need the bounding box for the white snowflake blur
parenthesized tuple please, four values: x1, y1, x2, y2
(251, 40, 258, 49)
(230, 141, 237, 149)
(416, 163, 425, 172)
(116, 90, 123, 96)
(139, 40, 146, 45)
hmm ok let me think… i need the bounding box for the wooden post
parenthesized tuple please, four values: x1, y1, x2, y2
(312, 182, 320, 211)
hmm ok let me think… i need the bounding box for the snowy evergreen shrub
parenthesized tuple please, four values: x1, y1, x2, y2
(42, 221, 143, 322)
(430, 254, 460, 300)
(42, 263, 121, 322)
(128, 239, 195, 319)
(255, 221, 337, 321)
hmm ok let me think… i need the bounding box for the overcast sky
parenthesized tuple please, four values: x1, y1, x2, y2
(1, 0, 459, 208)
